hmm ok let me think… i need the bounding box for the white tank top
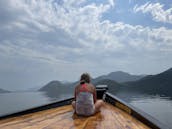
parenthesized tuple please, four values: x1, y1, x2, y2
(76, 85, 95, 116)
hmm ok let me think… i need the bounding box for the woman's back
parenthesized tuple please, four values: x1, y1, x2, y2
(76, 90, 94, 116)
(72, 73, 104, 116)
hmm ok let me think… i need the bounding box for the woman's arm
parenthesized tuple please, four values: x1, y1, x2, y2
(74, 87, 77, 101)
(93, 86, 97, 103)
(74, 85, 79, 101)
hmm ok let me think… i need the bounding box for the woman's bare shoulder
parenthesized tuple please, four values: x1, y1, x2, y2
(88, 83, 96, 89)
(75, 84, 80, 89)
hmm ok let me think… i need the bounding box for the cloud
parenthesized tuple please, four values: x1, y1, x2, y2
(0, 0, 119, 62)
(108, 0, 115, 7)
(1, 0, 171, 62)
(0, 0, 172, 90)
(133, 2, 172, 24)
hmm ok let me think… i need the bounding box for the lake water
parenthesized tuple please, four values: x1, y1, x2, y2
(0, 91, 72, 117)
(129, 95, 172, 129)
(0, 91, 172, 129)
(114, 91, 172, 129)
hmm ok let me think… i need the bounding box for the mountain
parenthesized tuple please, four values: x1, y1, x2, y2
(92, 71, 145, 83)
(39, 80, 75, 98)
(0, 88, 10, 93)
(93, 68, 172, 99)
(39, 81, 64, 92)
(124, 68, 172, 96)
(94, 79, 123, 93)
(38, 68, 172, 98)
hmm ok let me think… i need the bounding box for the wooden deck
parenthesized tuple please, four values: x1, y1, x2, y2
(0, 103, 150, 129)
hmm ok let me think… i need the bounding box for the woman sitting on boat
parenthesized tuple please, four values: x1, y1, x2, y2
(72, 73, 104, 116)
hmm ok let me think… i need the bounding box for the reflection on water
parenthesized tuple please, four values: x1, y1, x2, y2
(43, 91, 73, 101)
(0, 91, 73, 117)
(116, 93, 172, 129)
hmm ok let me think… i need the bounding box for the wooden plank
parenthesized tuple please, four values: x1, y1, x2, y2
(0, 103, 150, 129)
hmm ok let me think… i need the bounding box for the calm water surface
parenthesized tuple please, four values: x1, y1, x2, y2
(129, 95, 172, 129)
(0, 92, 72, 117)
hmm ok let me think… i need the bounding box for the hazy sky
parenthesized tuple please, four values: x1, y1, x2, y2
(0, 0, 172, 90)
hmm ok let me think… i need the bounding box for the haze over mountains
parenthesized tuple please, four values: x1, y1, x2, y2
(37, 71, 145, 98)
(39, 68, 172, 98)
(1, 68, 172, 98)
(94, 68, 172, 97)
(92, 71, 145, 83)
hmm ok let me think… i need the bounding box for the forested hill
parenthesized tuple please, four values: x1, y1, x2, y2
(123, 68, 172, 95)
(38, 68, 172, 97)
(94, 79, 123, 93)
(39, 81, 74, 98)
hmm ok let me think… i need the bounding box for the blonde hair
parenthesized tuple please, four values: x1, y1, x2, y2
(80, 73, 91, 84)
